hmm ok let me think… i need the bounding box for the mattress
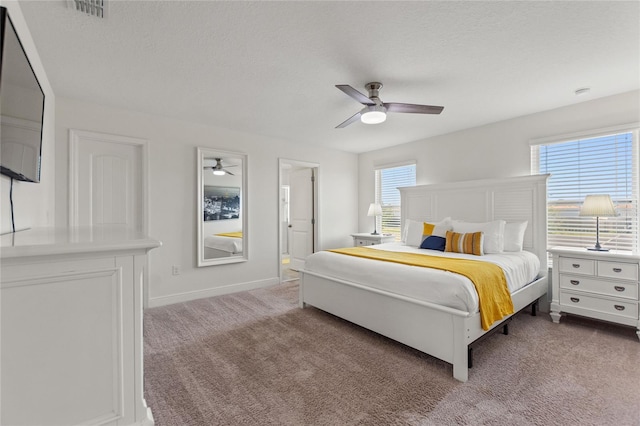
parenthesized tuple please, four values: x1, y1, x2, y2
(302, 242, 540, 313)
(204, 235, 243, 254)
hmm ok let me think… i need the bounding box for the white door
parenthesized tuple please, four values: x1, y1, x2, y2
(289, 167, 314, 271)
(69, 130, 147, 231)
(281, 185, 290, 254)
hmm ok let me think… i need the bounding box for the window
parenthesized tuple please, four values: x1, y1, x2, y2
(531, 127, 639, 253)
(375, 162, 416, 240)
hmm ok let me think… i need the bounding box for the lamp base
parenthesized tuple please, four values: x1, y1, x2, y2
(587, 247, 610, 251)
(371, 231, 379, 235)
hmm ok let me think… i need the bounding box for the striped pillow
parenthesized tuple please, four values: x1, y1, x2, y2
(445, 230, 484, 256)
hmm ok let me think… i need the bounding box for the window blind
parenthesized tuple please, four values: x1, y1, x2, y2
(375, 163, 416, 240)
(531, 130, 639, 253)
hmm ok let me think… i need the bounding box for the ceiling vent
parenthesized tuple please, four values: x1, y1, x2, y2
(68, 0, 106, 18)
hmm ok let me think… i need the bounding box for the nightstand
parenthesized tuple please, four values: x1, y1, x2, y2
(548, 246, 640, 341)
(351, 233, 395, 246)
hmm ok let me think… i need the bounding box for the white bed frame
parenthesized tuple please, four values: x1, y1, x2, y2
(300, 174, 549, 382)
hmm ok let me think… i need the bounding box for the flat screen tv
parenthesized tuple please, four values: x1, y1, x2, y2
(0, 6, 45, 183)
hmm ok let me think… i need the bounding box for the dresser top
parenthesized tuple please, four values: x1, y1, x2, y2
(548, 246, 640, 261)
(1, 226, 161, 259)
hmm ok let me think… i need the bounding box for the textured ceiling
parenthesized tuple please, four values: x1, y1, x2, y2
(18, 1, 640, 153)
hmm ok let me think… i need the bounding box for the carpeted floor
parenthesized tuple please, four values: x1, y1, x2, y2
(144, 281, 640, 425)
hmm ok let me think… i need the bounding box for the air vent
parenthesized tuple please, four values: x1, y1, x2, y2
(68, 0, 106, 18)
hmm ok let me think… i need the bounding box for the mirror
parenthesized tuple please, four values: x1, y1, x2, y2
(197, 147, 247, 266)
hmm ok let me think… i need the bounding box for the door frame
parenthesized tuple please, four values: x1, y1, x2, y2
(68, 129, 151, 304)
(278, 158, 319, 282)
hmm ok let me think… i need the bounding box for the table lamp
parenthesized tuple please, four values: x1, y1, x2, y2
(579, 194, 616, 251)
(367, 203, 382, 235)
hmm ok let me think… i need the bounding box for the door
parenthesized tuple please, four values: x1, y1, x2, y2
(289, 167, 315, 271)
(69, 130, 147, 231)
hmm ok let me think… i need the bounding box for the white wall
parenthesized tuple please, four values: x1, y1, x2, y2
(358, 90, 640, 232)
(54, 97, 358, 306)
(0, 0, 55, 234)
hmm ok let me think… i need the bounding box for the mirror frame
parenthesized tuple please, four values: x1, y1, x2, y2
(197, 147, 248, 267)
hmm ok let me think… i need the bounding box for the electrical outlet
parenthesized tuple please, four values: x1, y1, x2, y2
(172, 265, 181, 276)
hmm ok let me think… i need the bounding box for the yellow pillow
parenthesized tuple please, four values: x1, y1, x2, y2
(445, 230, 484, 256)
(422, 222, 452, 238)
(423, 222, 436, 236)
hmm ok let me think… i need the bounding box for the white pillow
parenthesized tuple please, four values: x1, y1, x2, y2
(404, 220, 425, 247)
(404, 218, 451, 247)
(452, 220, 506, 254)
(401, 219, 416, 243)
(504, 221, 528, 252)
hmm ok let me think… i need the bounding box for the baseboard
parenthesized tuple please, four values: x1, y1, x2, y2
(147, 277, 280, 308)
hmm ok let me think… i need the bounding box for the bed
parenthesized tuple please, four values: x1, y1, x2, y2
(299, 174, 549, 382)
(204, 232, 243, 258)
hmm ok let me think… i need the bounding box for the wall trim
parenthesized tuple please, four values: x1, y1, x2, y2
(147, 277, 280, 308)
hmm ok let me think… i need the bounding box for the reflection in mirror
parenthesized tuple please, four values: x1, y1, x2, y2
(197, 147, 247, 266)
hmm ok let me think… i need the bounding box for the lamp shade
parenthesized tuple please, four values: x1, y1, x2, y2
(579, 194, 616, 217)
(367, 203, 382, 217)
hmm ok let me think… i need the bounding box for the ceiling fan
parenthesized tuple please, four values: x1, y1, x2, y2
(204, 158, 236, 176)
(335, 82, 444, 128)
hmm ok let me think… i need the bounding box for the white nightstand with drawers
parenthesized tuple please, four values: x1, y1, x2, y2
(548, 247, 640, 341)
(351, 233, 395, 246)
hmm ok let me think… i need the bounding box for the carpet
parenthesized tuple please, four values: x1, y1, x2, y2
(144, 281, 640, 425)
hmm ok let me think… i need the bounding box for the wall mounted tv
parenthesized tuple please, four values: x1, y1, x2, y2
(0, 6, 45, 183)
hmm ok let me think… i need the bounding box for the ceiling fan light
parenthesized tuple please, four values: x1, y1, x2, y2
(213, 170, 226, 176)
(360, 105, 387, 124)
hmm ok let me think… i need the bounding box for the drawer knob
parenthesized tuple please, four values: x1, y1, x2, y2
(614, 305, 625, 311)
(613, 268, 622, 273)
(614, 286, 626, 292)
(570, 280, 580, 285)
(570, 297, 580, 303)
(572, 264, 580, 268)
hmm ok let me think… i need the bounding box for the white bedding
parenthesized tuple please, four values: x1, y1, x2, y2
(303, 242, 540, 313)
(204, 235, 243, 254)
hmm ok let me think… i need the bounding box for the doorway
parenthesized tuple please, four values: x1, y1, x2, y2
(278, 159, 319, 282)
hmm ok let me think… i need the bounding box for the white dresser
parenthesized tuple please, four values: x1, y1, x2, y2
(549, 246, 639, 340)
(1, 227, 161, 426)
(351, 233, 395, 246)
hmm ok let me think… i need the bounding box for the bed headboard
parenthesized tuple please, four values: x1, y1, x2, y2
(399, 174, 549, 275)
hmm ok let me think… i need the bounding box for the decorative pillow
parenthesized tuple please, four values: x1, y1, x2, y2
(451, 220, 505, 254)
(423, 222, 452, 238)
(504, 221, 528, 252)
(445, 230, 484, 256)
(420, 235, 446, 251)
(405, 218, 452, 247)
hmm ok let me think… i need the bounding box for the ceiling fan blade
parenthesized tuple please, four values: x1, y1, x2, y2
(384, 103, 444, 114)
(336, 111, 362, 128)
(224, 170, 235, 176)
(336, 85, 375, 105)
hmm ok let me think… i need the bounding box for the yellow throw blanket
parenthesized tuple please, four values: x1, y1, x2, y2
(328, 247, 513, 330)
(215, 232, 243, 238)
